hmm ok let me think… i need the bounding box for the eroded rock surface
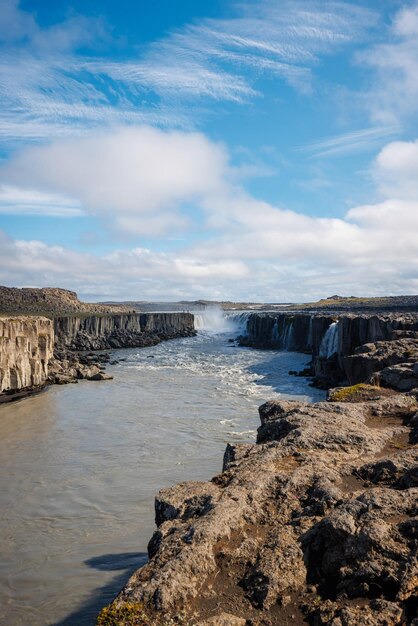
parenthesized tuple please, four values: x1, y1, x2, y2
(105, 394, 418, 625)
(0, 316, 54, 399)
(344, 339, 418, 386)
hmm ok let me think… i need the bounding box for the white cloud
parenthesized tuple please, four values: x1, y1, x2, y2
(0, 0, 36, 43)
(0, 184, 83, 217)
(298, 125, 401, 158)
(0, 126, 229, 236)
(358, 2, 418, 124)
(1, 131, 418, 300)
(2, 127, 418, 300)
(373, 138, 418, 200)
(2, 200, 417, 300)
(0, 230, 248, 301)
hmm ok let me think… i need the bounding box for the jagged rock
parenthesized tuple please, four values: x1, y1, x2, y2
(54, 374, 78, 384)
(310, 599, 405, 625)
(376, 362, 418, 392)
(105, 393, 418, 625)
(344, 338, 418, 385)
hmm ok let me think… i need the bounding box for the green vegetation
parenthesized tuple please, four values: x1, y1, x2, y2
(96, 602, 195, 626)
(328, 384, 382, 402)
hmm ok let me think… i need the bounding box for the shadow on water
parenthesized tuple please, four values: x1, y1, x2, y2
(53, 552, 148, 626)
(245, 351, 315, 395)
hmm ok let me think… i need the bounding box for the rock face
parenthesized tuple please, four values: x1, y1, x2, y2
(54, 312, 196, 351)
(0, 310, 195, 396)
(240, 312, 418, 388)
(344, 338, 418, 386)
(0, 316, 54, 399)
(105, 392, 418, 625)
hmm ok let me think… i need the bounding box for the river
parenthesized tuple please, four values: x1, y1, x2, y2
(0, 318, 325, 626)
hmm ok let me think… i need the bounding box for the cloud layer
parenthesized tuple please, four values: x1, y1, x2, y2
(1, 127, 229, 235)
(1, 125, 417, 301)
(1, 2, 418, 301)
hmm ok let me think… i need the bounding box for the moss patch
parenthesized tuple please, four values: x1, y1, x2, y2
(96, 603, 195, 626)
(328, 384, 386, 403)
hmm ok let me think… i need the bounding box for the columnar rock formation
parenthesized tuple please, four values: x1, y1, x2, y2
(240, 312, 418, 387)
(0, 316, 54, 397)
(54, 312, 196, 351)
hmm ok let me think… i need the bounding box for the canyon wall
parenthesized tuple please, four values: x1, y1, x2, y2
(241, 312, 418, 385)
(0, 312, 195, 398)
(54, 312, 196, 351)
(0, 317, 54, 398)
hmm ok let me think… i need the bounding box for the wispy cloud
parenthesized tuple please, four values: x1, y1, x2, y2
(0, 0, 376, 144)
(297, 125, 401, 158)
(0, 185, 84, 217)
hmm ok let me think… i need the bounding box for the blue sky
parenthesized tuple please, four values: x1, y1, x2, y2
(0, 0, 417, 301)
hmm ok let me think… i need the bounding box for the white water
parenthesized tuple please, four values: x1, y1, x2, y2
(282, 322, 295, 350)
(0, 320, 325, 626)
(194, 307, 250, 335)
(319, 321, 340, 358)
(307, 316, 313, 348)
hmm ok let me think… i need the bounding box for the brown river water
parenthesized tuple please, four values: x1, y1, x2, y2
(0, 326, 325, 626)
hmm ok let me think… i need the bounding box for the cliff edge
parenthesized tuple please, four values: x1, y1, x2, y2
(100, 389, 418, 626)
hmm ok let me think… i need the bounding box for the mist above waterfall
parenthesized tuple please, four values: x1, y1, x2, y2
(194, 307, 249, 334)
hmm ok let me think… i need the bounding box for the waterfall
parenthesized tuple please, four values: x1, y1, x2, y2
(307, 316, 313, 348)
(271, 320, 279, 342)
(319, 321, 339, 358)
(225, 311, 251, 334)
(194, 308, 249, 334)
(282, 322, 294, 350)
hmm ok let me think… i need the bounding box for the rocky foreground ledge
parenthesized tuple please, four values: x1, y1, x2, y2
(100, 389, 418, 626)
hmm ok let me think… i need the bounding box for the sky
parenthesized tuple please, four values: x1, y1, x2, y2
(0, 0, 417, 302)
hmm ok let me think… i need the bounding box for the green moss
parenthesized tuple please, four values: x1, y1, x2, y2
(328, 384, 382, 403)
(96, 603, 195, 626)
(96, 603, 149, 626)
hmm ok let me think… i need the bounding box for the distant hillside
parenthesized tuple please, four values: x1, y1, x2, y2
(2, 288, 417, 317)
(294, 294, 418, 312)
(0, 287, 131, 317)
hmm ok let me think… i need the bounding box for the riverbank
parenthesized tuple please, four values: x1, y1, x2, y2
(103, 387, 418, 625)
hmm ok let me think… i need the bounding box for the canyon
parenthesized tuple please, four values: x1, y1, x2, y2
(0, 298, 195, 400)
(1, 289, 417, 625)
